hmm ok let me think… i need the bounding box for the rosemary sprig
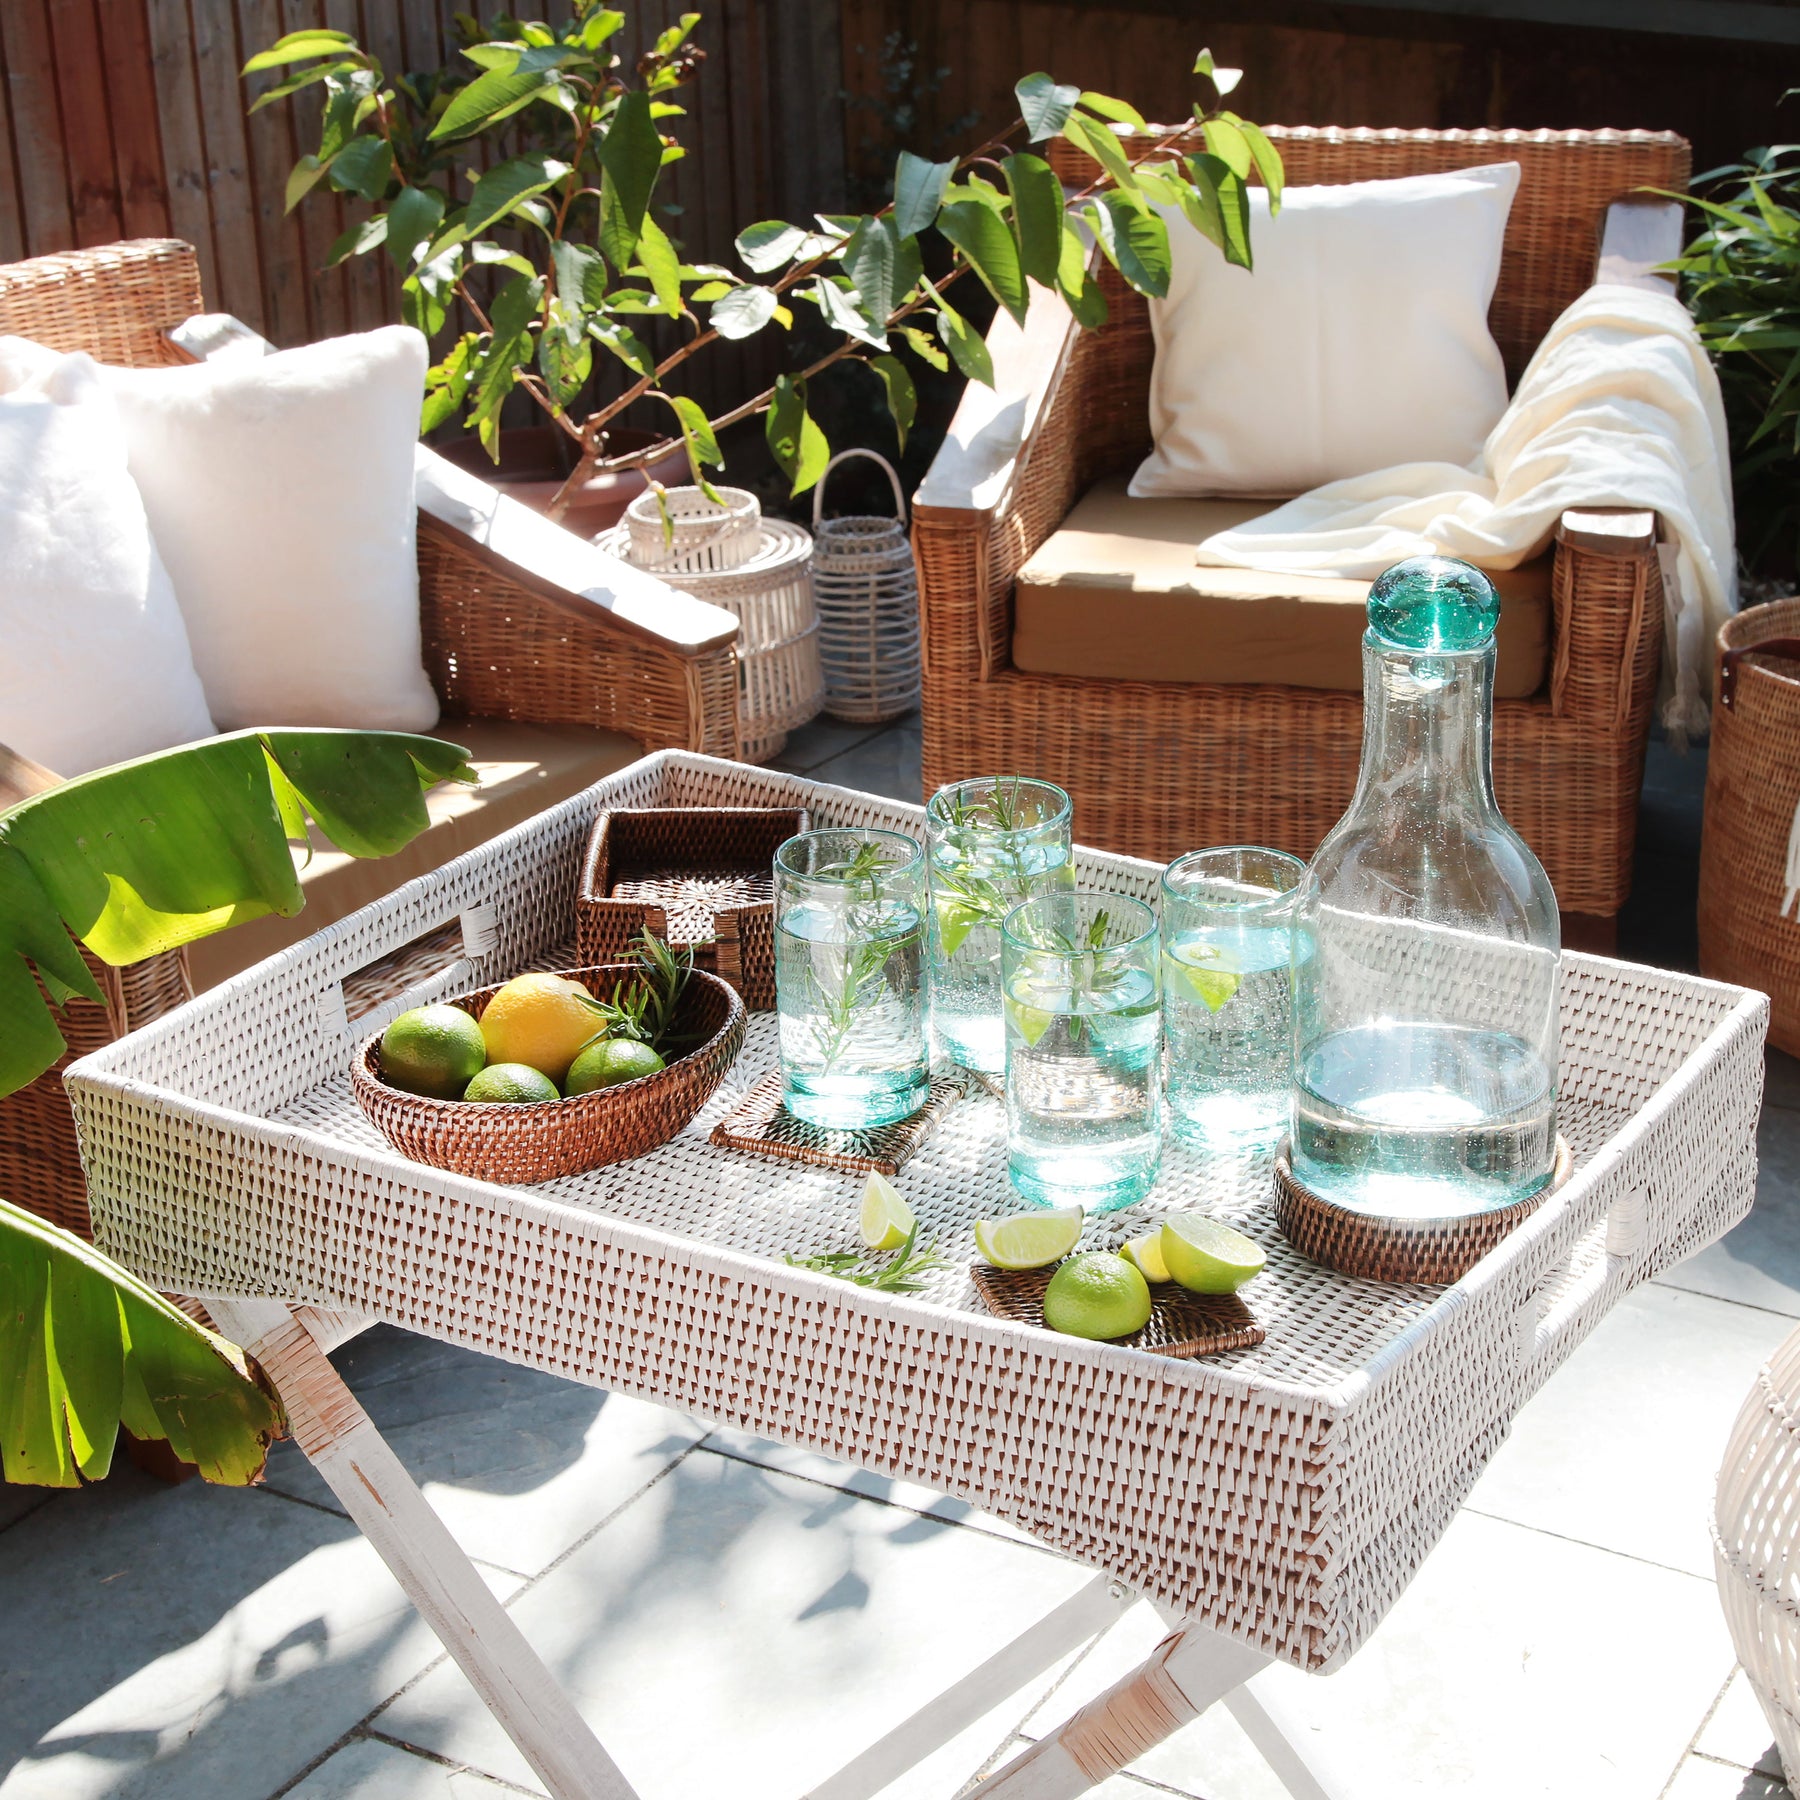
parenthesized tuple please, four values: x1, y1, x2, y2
(583, 926, 694, 1052)
(785, 1224, 951, 1294)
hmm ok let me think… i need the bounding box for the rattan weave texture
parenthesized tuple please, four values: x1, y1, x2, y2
(66, 753, 1765, 1672)
(1700, 600, 1800, 1055)
(914, 127, 1687, 914)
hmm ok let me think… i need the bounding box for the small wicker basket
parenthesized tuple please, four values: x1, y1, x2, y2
(575, 805, 808, 1011)
(811, 450, 921, 724)
(599, 487, 824, 762)
(1700, 599, 1800, 1055)
(352, 964, 745, 1184)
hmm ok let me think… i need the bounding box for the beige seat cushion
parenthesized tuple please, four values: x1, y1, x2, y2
(186, 718, 643, 993)
(1013, 476, 1552, 698)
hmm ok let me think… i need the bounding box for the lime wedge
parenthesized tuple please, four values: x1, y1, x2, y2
(974, 1207, 1084, 1270)
(1121, 1230, 1171, 1284)
(934, 895, 985, 958)
(860, 1172, 915, 1252)
(1005, 990, 1056, 1046)
(1169, 942, 1240, 1013)
(1159, 1213, 1267, 1294)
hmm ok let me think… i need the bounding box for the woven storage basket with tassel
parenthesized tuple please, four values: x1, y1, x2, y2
(810, 450, 921, 724)
(1699, 599, 1800, 1055)
(600, 486, 823, 763)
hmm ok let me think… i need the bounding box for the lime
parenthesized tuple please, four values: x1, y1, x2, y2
(1159, 1213, 1267, 1294)
(934, 894, 986, 958)
(1042, 1252, 1153, 1340)
(565, 1037, 665, 1095)
(380, 1004, 488, 1099)
(1004, 987, 1056, 1047)
(1121, 1230, 1171, 1284)
(463, 1062, 560, 1104)
(974, 1208, 1084, 1270)
(478, 973, 604, 1084)
(860, 1172, 915, 1251)
(1168, 942, 1241, 1012)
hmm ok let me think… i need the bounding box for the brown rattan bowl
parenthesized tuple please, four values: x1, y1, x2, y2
(352, 965, 746, 1184)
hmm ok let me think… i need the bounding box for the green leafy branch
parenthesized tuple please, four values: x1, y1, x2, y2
(245, 13, 1281, 510)
(581, 924, 695, 1051)
(1660, 101, 1800, 570)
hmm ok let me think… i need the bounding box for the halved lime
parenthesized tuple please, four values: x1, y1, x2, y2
(860, 1172, 915, 1252)
(1160, 1213, 1267, 1294)
(1168, 942, 1241, 1013)
(973, 1207, 1084, 1270)
(1121, 1230, 1171, 1284)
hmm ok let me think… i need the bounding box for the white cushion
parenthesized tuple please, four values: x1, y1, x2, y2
(103, 325, 440, 733)
(1130, 162, 1521, 499)
(0, 346, 215, 776)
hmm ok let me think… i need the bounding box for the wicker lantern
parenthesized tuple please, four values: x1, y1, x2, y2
(810, 450, 921, 724)
(600, 486, 823, 762)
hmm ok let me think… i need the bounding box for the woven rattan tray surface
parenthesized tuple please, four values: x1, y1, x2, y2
(66, 752, 1768, 1674)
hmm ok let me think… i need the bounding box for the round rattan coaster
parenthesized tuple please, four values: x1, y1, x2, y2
(1273, 1136, 1572, 1284)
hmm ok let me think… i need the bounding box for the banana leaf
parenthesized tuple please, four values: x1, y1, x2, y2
(0, 728, 474, 1098)
(0, 1194, 284, 1486)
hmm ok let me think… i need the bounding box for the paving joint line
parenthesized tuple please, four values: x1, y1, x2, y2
(1656, 1669, 1750, 1799)
(1458, 1501, 1725, 1581)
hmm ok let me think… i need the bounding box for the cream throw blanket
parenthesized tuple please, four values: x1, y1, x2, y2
(1193, 282, 1737, 740)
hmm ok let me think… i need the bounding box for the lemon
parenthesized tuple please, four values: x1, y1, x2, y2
(463, 1062, 560, 1104)
(973, 1208, 1083, 1270)
(478, 973, 603, 1084)
(1122, 1230, 1171, 1284)
(1168, 941, 1241, 1012)
(859, 1172, 915, 1251)
(1160, 1213, 1267, 1294)
(934, 894, 987, 958)
(565, 1037, 665, 1095)
(1042, 1252, 1152, 1340)
(379, 1004, 488, 1098)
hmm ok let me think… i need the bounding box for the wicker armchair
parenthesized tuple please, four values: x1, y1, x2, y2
(0, 237, 741, 1237)
(913, 127, 1693, 942)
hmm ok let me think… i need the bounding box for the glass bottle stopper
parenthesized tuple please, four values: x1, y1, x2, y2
(1367, 555, 1500, 653)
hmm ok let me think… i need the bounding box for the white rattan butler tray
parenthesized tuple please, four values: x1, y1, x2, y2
(64, 752, 1769, 1800)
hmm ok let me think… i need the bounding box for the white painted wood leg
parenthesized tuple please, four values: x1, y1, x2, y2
(803, 1573, 1133, 1800)
(1223, 1684, 1360, 1800)
(1148, 1601, 1361, 1800)
(965, 1621, 1270, 1798)
(205, 1298, 637, 1800)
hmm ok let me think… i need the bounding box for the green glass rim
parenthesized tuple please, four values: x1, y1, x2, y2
(774, 826, 922, 885)
(926, 775, 1072, 837)
(1162, 845, 1305, 914)
(1000, 890, 1156, 959)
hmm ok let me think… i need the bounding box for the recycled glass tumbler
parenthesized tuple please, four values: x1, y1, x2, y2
(774, 828, 930, 1130)
(1001, 892, 1161, 1212)
(1161, 847, 1305, 1152)
(925, 776, 1074, 1075)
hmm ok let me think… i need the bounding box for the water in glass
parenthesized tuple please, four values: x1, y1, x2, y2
(926, 777, 1073, 1075)
(1003, 893, 1161, 1212)
(774, 829, 929, 1130)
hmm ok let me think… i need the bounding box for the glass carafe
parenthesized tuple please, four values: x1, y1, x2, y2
(1290, 556, 1560, 1219)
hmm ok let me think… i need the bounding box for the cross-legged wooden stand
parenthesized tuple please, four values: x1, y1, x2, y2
(205, 1298, 1358, 1800)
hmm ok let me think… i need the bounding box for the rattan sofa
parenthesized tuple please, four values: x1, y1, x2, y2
(913, 126, 1693, 945)
(0, 237, 741, 1237)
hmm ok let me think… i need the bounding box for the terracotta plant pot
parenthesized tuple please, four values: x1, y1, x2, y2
(438, 425, 690, 540)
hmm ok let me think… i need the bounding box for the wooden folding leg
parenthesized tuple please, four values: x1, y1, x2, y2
(804, 1573, 1133, 1800)
(968, 1621, 1270, 1797)
(204, 1298, 637, 1800)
